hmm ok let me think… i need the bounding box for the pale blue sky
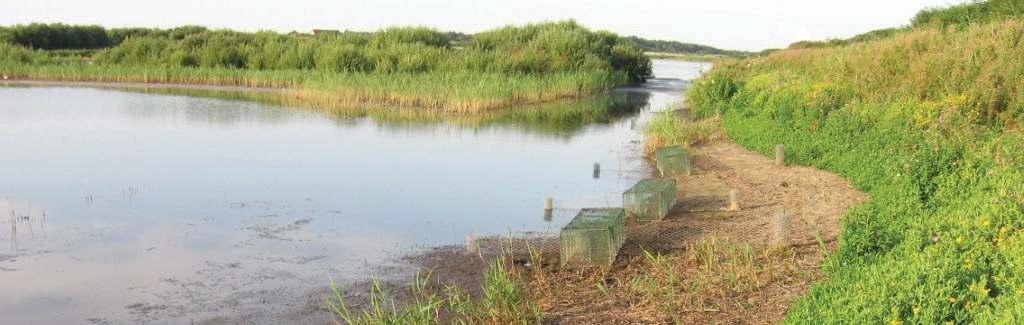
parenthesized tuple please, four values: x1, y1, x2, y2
(2, 0, 966, 51)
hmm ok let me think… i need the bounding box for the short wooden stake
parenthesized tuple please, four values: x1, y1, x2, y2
(728, 189, 740, 211)
(465, 234, 478, 253)
(775, 144, 785, 166)
(544, 197, 554, 211)
(592, 163, 601, 179)
(771, 209, 792, 249)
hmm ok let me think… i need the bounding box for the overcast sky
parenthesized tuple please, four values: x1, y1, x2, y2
(3, 0, 967, 51)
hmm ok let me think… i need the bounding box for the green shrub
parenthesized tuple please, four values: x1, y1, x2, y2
(3, 23, 111, 50)
(0, 43, 50, 65)
(913, 0, 1024, 28)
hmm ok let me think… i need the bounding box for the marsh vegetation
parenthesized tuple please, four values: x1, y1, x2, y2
(0, 21, 652, 112)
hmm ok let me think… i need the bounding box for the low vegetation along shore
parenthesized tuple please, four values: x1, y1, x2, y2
(0, 21, 651, 112)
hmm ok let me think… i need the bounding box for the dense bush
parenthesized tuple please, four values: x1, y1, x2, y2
(688, 15, 1024, 324)
(0, 43, 50, 64)
(913, 0, 1024, 28)
(73, 21, 651, 82)
(2, 23, 111, 50)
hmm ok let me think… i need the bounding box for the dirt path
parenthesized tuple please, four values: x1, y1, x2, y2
(626, 141, 865, 256)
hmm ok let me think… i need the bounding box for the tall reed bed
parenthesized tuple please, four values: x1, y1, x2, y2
(687, 14, 1024, 324)
(1, 21, 652, 111)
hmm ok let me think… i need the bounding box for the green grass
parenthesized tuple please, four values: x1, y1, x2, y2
(686, 11, 1024, 324)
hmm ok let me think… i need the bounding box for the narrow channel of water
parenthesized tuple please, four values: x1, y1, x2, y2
(0, 60, 708, 324)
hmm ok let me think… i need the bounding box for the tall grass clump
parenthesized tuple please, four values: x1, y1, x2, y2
(0, 21, 652, 111)
(643, 111, 720, 154)
(0, 43, 50, 65)
(326, 260, 541, 324)
(626, 237, 779, 319)
(686, 4, 1024, 323)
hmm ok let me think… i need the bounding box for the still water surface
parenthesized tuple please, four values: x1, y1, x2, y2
(0, 60, 708, 324)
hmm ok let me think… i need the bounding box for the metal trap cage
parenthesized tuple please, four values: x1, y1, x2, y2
(559, 208, 625, 268)
(655, 146, 690, 177)
(623, 178, 678, 222)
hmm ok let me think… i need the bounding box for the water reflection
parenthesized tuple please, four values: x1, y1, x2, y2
(120, 85, 653, 138)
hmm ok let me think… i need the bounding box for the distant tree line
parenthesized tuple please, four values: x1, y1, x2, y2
(619, 36, 748, 57)
(0, 23, 217, 50)
(787, 27, 900, 49)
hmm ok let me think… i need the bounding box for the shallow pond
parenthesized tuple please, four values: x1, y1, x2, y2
(0, 60, 708, 324)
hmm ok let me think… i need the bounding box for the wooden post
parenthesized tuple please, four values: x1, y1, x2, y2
(593, 163, 601, 179)
(544, 197, 554, 211)
(775, 144, 785, 166)
(728, 189, 740, 211)
(9, 209, 16, 241)
(465, 234, 478, 253)
(771, 209, 792, 249)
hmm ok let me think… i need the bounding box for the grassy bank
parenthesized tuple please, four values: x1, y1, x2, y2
(0, 21, 651, 112)
(686, 3, 1024, 323)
